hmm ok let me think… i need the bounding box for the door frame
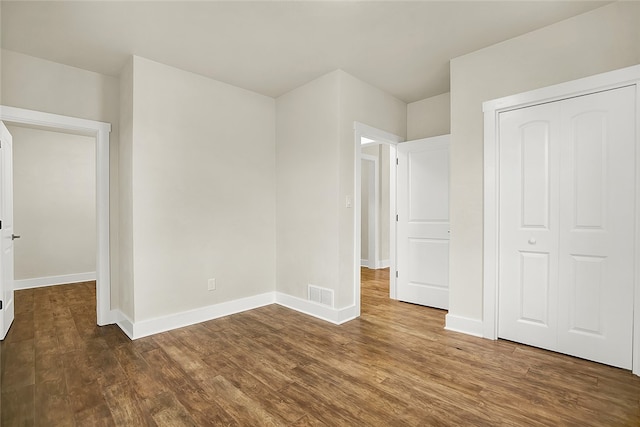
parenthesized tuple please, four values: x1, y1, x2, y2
(354, 122, 403, 314)
(0, 105, 113, 326)
(482, 64, 640, 375)
(361, 154, 379, 270)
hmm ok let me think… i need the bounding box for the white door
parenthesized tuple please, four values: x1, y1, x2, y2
(498, 86, 635, 369)
(397, 135, 450, 309)
(0, 122, 15, 340)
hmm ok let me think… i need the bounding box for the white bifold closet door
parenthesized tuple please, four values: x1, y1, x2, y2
(498, 86, 635, 369)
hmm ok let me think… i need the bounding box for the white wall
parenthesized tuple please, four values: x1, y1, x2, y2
(118, 58, 134, 318)
(276, 71, 341, 301)
(448, 2, 640, 325)
(407, 92, 450, 140)
(10, 125, 96, 280)
(1, 49, 120, 306)
(126, 57, 276, 322)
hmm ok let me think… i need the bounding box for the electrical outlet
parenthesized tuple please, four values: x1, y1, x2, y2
(208, 278, 216, 291)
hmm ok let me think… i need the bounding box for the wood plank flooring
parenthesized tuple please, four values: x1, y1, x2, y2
(2, 268, 639, 425)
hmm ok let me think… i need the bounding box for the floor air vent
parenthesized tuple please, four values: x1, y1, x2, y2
(308, 285, 334, 307)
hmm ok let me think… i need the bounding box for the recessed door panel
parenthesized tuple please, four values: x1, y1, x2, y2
(408, 238, 448, 289)
(521, 122, 550, 229)
(519, 251, 550, 325)
(570, 255, 605, 335)
(572, 112, 606, 230)
(409, 148, 448, 222)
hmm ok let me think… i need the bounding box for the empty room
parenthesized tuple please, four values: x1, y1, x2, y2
(1, 1, 640, 425)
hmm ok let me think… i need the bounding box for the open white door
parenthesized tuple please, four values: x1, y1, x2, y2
(0, 122, 15, 340)
(397, 135, 450, 309)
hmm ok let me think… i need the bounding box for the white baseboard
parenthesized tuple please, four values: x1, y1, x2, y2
(111, 290, 362, 340)
(444, 313, 484, 338)
(275, 292, 358, 325)
(14, 272, 97, 290)
(116, 311, 135, 339)
(378, 259, 390, 269)
(116, 292, 276, 340)
(361, 259, 390, 269)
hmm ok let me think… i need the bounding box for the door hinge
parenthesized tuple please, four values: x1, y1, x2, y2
(396, 271, 399, 278)
(396, 214, 398, 222)
(0, 300, 3, 310)
(396, 158, 398, 165)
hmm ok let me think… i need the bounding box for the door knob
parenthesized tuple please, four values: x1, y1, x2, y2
(11, 234, 21, 240)
(528, 237, 536, 245)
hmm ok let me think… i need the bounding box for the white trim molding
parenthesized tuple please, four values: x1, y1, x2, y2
(276, 292, 358, 325)
(14, 272, 97, 290)
(482, 64, 640, 376)
(117, 292, 276, 340)
(444, 314, 484, 338)
(0, 105, 112, 326)
(115, 291, 360, 340)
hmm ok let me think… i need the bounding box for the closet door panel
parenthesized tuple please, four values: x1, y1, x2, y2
(498, 102, 561, 350)
(557, 86, 636, 369)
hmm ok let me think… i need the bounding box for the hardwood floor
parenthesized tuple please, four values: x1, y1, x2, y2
(1, 269, 639, 425)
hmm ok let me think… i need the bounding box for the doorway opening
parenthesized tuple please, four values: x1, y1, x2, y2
(0, 106, 112, 327)
(354, 122, 402, 315)
(9, 125, 96, 292)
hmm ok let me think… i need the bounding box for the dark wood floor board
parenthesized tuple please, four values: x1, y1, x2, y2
(140, 391, 197, 427)
(214, 358, 308, 424)
(1, 384, 35, 427)
(111, 345, 170, 401)
(35, 379, 75, 427)
(103, 381, 157, 427)
(200, 375, 284, 426)
(288, 361, 416, 425)
(2, 339, 35, 393)
(276, 381, 365, 426)
(2, 271, 640, 425)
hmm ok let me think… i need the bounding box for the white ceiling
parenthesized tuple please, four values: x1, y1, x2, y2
(1, 1, 610, 103)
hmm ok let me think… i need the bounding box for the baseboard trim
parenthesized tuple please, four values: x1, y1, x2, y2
(14, 272, 97, 290)
(112, 291, 361, 340)
(377, 259, 390, 269)
(116, 311, 135, 340)
(118, 292, 276, 340)
(361, 260, 390, 269)
(444, 313, 484, 338)
(275, 292, 358, 325)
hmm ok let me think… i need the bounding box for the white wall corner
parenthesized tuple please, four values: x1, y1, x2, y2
(13, 272, 97, 290)
(275, 292, 358, 325)
(444, 313, 484, 338)
(115, 310, 135, 340)
(118, 292, 276, 340)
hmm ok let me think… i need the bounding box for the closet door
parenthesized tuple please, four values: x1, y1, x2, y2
(498, 102, 561, 351)
(498, 86, 635, 369)
(557, 86, 635, 369)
